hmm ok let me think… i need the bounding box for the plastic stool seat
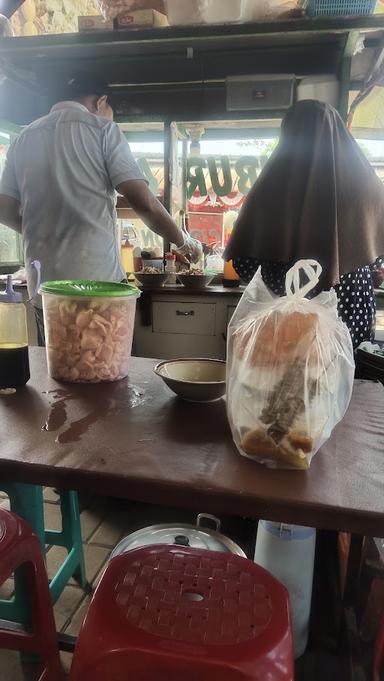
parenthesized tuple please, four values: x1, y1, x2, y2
(70, 545, 294, 681)
(0, 509, 63, 681)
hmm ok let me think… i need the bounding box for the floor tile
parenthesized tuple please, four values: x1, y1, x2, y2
(88, 511, 130, 548)
(0, 497, 11, 511)
(64, 595, 91, 637)
(79, 508, 104, 542)
(46, 545, 69, 582)
(43, 503, 62, 533)
(80, 544, 110, 584)
(60, 651, 73, 677)
(0, 578, 14, 599)
(0, 650, 43, 681)
(0, 650, 24, 681)
(43, 487, 60, 504)
(53, 585, 85, 632)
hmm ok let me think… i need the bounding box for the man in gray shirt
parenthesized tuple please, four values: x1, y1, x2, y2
(0, 74, 201, 342)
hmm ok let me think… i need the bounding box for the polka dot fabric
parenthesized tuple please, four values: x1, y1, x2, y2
(233, 257, 384, 351)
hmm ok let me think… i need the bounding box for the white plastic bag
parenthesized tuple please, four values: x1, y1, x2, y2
(226, 260, 355, 470)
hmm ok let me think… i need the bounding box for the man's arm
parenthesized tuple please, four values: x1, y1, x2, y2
(0, 194, 21, 233)
(117, 180, 184, 247)
(105, 124, 202, 261)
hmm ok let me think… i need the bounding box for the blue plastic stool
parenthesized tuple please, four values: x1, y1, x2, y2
(0, 482, 88, 626)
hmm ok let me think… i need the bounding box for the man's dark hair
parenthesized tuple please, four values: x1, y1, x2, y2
(61, 73, 111, 101)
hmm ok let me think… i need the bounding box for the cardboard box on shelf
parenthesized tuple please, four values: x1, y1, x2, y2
(78, 15, 114, 32)
(115, 9, 169, 29)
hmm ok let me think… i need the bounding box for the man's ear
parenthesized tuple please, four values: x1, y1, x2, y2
(96, 95, 108, 113)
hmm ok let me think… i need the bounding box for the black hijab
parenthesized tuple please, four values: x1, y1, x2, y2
(225, 100, 384, 289)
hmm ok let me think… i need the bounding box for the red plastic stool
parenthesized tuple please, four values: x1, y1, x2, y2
(0, 509, 63, 681)
(70, 545, 294, 681)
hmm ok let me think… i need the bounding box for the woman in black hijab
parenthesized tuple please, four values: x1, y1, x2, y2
(225, 100, 384, 349)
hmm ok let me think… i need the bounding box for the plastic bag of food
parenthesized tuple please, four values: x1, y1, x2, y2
(226, 260, 355, 470)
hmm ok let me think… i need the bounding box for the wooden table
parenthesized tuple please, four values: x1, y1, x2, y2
(2, 348, 384, 676)
(1, 348, 384, 536)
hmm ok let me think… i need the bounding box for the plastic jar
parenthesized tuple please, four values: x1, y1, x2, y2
(165, 252, 177, 284)
(40, 280, 140, 383)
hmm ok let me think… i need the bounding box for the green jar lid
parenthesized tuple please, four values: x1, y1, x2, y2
(40, 280, 140, 298)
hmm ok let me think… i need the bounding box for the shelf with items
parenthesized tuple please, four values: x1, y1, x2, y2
(0, 16, 384, 124)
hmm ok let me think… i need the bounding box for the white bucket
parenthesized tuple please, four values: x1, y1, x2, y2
(254, 521, 316, 658)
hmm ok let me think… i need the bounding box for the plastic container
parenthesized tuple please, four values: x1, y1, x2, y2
(0, 262, 40, 389)
(254, 520, 316, 658)
(297, 76, 339, 107)
(308, 0, 375, 16)
(0, 277, 30, 389)
(121, 239, 134, 275)
(165, 252, 177, 284)
(40, 280, 140, 383)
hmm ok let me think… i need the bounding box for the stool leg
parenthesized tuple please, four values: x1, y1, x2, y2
(3, 483, 45, 544)
(45, 491, 89, 602)
(25, 542, 64, 681)
(0, 484, 45, 626)
(61, 491, 88, 589)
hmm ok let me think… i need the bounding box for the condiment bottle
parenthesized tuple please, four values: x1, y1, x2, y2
(0, 276, 30, 388)
(165, 252, 177, 284)
(133, 246, 142, 273)
(121, 239, 134, 275)
(223, 260, 240, 288)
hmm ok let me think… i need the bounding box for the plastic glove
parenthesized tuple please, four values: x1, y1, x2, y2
(174, 232, 203, 264)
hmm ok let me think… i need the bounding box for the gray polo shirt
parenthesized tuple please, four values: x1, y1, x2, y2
(0, 101, 146, 304)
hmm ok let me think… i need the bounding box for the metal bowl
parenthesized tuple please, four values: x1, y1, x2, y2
(134, 272, 168, 288)
(177, 274, 214, 289)
(154, 358, 226, 402)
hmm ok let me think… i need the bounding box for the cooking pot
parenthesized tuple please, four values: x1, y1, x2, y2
(110, 513, 246, 558)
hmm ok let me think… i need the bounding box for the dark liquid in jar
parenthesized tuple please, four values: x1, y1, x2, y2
(0, 344, 30, 388)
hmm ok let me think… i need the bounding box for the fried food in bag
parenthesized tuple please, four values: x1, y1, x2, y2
(226, 260, 355, 470)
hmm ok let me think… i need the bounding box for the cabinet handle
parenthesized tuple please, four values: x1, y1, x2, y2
(176, 310, 195, 317)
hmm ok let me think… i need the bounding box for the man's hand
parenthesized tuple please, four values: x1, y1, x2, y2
(174, 232, 203, 264)
(117, 180, 185, 247)
(0, 195, 21, 233)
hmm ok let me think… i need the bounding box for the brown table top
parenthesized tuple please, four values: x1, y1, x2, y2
(1, 348, 384, 536)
